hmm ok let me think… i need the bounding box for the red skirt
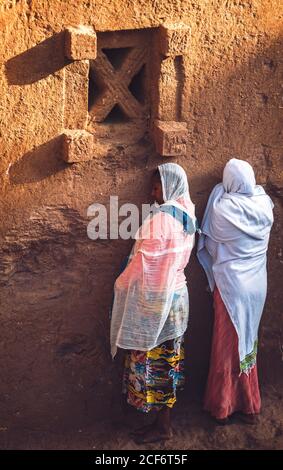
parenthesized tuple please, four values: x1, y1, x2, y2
(204, 287, 261, 419)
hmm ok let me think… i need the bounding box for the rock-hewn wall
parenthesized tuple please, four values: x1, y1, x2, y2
(0, 0, 282, 431)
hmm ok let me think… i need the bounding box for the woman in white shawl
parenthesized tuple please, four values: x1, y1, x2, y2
(110, 163, 196, 443)
(197, 158, 274, 424)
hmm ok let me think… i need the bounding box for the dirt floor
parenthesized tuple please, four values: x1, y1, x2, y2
(0, 383, 282, 451)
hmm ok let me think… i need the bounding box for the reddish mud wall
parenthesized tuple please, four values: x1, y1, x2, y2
(0, 0, 282, 431)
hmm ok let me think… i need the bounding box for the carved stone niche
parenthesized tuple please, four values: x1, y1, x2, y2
(87, 29, 153, 149)
(61, 23, 191, 161)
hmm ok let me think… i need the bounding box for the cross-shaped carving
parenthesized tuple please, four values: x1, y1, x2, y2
(88, 46, 148, 123)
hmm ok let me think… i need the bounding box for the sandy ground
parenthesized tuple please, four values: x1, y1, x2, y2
(0, 384, 282, 451)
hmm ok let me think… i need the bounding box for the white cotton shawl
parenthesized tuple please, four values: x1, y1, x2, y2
(110, 163, 196, 358)
(197, 158, 274, 372)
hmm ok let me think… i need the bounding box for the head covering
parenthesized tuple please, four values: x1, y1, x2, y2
(223, 158, 256, 195)
(110, 164, 195, 358)
(197, 158, 274, 373)
(158, 162, 190, 201)
(157, 162, 195, 226)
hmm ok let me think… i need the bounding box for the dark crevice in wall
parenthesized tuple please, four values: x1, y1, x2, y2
(174, 56, 185, 122)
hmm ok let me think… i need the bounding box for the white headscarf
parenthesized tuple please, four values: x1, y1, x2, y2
(110, 163, 195, 357)
(223, 158, 256, 194)
(159, 162, 189, 201)
(156, 162, 195, 228)
(197, 158, 274, 373)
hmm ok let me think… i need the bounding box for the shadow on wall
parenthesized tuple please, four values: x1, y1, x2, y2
(5, 31, 68, 85)
(9, 135, 67, 184)
(5, 32, 71, 184)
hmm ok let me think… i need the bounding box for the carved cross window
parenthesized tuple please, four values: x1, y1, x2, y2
(87, 29, 153, 144)
(62, 23, 190, 162)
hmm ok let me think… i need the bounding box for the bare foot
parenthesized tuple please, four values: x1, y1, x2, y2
(134, 427, 173, 444)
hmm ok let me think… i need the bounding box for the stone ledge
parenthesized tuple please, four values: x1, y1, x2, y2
(62, 130, 93, 163)
(154, 120, 188, 157)
(159, 22, 191, 56)
(65, 25, 97, 60)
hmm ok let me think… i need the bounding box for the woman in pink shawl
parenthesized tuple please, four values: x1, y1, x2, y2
(110, 163, 196, 443)
(111, 163, 196, 443)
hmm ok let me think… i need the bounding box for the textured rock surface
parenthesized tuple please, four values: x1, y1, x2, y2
(159, 22, 191, 56)
(63, 60, 89, 129)
(62, 130, 94, 162)
(154, 120, 188, 156)
(0, 0, 282, 438)
(64, 25, 97, 61)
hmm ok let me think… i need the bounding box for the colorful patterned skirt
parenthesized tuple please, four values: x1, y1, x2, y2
(204, 287, 261, 419)
(123, 336, 185, 413)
